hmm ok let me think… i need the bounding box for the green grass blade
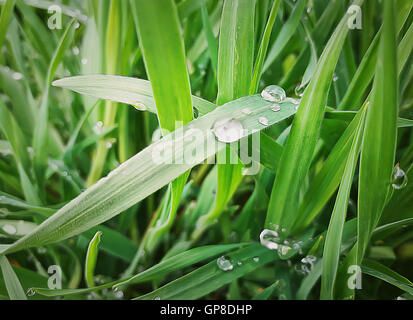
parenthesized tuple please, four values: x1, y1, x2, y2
(0, 0, 16, 51)
(0, 255, 26, 300)
(265, 0, 364, 233)
(135, 243, 278, 300)
(262, 0, 306, 73)
(195, 0, 256, 239)
(320, 104, 367, 299)
(357, 0, 398, 264)
(361, 260, 413, 295)
(249, 0, 280, 94)
(84, 231, 102, 288)
(32, 19, 76, 192)
(2, 94, 297, 254)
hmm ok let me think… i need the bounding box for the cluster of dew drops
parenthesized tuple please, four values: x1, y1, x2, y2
(213, 85, 300, 143)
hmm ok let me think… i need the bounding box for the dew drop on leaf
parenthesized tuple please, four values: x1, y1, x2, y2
(217, 256, 234, 271)
(213, 118, 244, 143)
(2, 224, 17, 235)
(391, 164, 408, 190)
(261, 85, 286, 103)
(258, 117, 269, 126)
(270, 104, 281, 112)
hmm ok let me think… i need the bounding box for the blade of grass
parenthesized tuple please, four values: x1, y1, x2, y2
(84, 231, 102, 288)
(192, 0, 256, 239)
(265, 0, 364, 234)
(320, 103, 367, 299)
(32, 19, 76, 194)
(0, 255, 26, 300)
(357, 0, 398, 264)
(2, 94, 297, 255)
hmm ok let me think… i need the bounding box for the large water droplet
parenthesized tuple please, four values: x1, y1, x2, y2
(260, 229, 280, 250)
(217, 256, 234, 271)
(392, 164, 408, 190)
(261, 85, 286, 103)
(2, 224, 17, 235)
(213, 118, 244, 143)
(253, 257, 260, 263)
(295, 84, 306, 97)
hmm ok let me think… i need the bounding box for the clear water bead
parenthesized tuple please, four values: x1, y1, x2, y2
(392, 164, 408, 190)
(270, 104, 281, 112)
(260, 229, 280, 250)
(213, 118, 244, 143)
(2, 224, 17, 235)
(277, 245, 292, 257)
(258, 117, 269, 126)
(261, 85, 286, 103)
(242, 108, 252, 115)
(217, 256, 234, 271)
(253, 257, 260, 262)
(295, 85, 306, 97)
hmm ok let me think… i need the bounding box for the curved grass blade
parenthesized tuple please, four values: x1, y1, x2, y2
(52, 75, 215, 116)
(134, 243, 278, 300)
(1, 94, 297, 255)
(262, 0, 306, 74)
(361, 260, 413, 295)
(0, 255, 26, 300)
(85, 231, 102, 288)
(357, 0, 398, 264)
(32, 19, 76, 192)
(193, 0, 256, 239)
(249, 0, 281, 94)
(320, 104, 367, 299)
(265, 0, 364, 233)
(0, 0, 16, 50)
(114, 243, 246, 289)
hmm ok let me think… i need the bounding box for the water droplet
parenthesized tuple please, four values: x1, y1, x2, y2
(217, 256, 234, 271)
(261, 85, 286, 103)
(93, 121, 104, 134)
(81, 58, 88, 65)
(242, 108, 252, 115)
(392, 164, 408, 189)
(36, 247, 46, 254)
(258, 117, 269, 126)
(270, 104, 281, 112)
(333, 75, 339, 82)
(12, 72, 23, 80)
(237, 261, 243, 266)
(2, 224, 17, 235)
(307, 6, 312, 13)
(132, 102, 148, 111)
(105, 142, 113, 149)
(253, 257, 260, 262)
(114, 290, 124, 299)
(260, 229, 280, 250)
(74, 22, 80, 29)
(277, 245, 292, 257)
(213, 118, 244, 143)
(154, 296, 161, 300)
(295, 84, 306, 97)
(296, 255, 317, 275)
(73, 46, 80, 56)
(26, 288, 35, 297)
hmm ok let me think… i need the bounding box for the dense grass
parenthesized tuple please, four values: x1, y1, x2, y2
(0, 0, 412, 300)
